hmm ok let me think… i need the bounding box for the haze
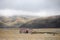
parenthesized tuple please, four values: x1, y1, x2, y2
(0, 0, 60, 17)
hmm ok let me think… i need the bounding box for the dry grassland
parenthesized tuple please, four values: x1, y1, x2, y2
(0, 28, 60, 40)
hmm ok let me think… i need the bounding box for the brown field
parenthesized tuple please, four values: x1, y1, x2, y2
(0, 28, 60, 40)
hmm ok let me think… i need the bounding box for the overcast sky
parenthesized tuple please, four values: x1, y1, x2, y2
(0, 0, 60, 17)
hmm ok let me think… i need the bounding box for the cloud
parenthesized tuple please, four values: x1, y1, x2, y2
(0, 9, 60, 17)
(0, 0, 60, 16)
(0, 0, 60, 12)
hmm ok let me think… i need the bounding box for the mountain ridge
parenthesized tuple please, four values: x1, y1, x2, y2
(20, 15, 60, 28)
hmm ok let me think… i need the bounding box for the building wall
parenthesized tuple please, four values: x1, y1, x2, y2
(20, 28, 32, 33)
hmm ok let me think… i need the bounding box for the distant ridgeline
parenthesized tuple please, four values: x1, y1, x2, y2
(20, 15, 60, 28)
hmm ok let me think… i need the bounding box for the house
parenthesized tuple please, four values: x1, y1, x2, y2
(20, 28, 32, 33)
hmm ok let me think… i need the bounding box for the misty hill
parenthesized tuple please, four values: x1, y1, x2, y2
(0, 15, 38, 28)
(20, 15, 60, 28)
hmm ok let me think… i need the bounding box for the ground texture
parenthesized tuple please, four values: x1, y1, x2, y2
(0, 28, 60, 40)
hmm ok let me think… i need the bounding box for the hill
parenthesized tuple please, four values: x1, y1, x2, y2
(0, 15, 38, 28)
(20, 15, 60, 28)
